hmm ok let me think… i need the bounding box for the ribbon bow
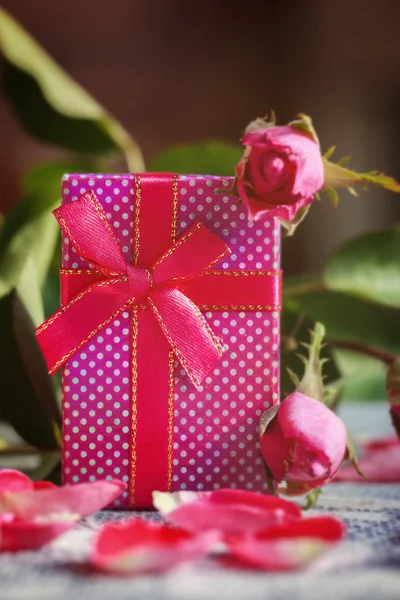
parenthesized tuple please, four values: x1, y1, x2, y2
(36, 191, 231, 386)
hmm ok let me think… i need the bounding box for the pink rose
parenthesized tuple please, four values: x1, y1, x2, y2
(235, 125, 324, 221)
(260, 392, 347, 494)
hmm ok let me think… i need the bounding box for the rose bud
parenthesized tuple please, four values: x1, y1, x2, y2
(259, 391, 348, 495)
(235, 123, 324, 222)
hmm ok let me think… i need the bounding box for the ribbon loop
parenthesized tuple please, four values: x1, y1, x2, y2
(54, 191, 128, 276)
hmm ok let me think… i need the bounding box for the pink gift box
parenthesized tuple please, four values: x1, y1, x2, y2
(60, 174, 281, 509)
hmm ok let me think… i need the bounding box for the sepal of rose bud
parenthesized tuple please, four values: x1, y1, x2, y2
(323, 152, 400, 206)
(289, 321, 327, 404)
(244, 110, 277, 134)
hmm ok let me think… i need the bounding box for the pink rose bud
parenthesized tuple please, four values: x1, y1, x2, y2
(236, 125, 324, 222)
(260, 391, 348, 494)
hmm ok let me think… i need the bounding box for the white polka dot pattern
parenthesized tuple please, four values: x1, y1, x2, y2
(61, 174, 280, 507)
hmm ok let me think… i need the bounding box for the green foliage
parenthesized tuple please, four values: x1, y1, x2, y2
(0, 162, 91, 324)
(325, 229, 400, 308)
(1, 7, 400, 467)
(149, 142, 242, 175)
(292, 290, 400, 353)
(0, 8, 144, 170)
(0, 292, 60, 450)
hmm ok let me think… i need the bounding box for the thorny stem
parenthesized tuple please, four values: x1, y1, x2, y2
(326, 339, 397, 366)
(282, 333, 398, 366)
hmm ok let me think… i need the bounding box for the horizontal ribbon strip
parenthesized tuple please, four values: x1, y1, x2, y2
(60, 270, 282, 311)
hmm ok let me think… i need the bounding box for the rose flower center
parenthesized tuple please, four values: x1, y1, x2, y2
(262, 153, 288, 187)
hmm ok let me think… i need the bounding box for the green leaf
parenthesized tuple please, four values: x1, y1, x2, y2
(0, 161, 92, 255)
(325, 228, 400, 309)
(0, 292, 60, 449)
(293, 290, 400, 354)
(0, 8, 144, 170)
(149, 142, 242, 175)
(15, 256, 46, 326)
(0, 162, 93, 323)
(332, 350, 386, 401)
(0, 209, 59, 315)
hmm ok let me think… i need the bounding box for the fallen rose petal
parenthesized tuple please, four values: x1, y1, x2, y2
(0, 470, 33, 495)
(256, 515, 345, 541)
(1, 515, 78, 552)
(362, 436, 400, 452)
(33, 481, 58, 491)
(155, 489, 301, 538)
(91, 518, 215, 575)
(226, 516, 345, 571)
(1, 479, 126, 518)
(152, 490, 200, 515)
(335, 439, 400, 483)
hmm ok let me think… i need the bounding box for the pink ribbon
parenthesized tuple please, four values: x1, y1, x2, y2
(36, 190, 231, 386)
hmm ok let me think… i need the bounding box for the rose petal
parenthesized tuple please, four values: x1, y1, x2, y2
(152, 490, 201, 514)
(256, 515, 345, 541)
(0, 470, 33, 495)
(91, 518, 215, 575)
(33, 481, 58, 490)
(363, 436, 400, 452)
(2, 479, 126, 519)
(226, 516, 345, 571)
(226, 538, 330, 571)
(336, 440, 400, 483)
(156, 489, 301, 537)
(1, 516, 78, 552)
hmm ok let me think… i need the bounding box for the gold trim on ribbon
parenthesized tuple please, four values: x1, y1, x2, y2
(168, 173, 178, 491)
(168, 349, 175, 492)
(133, 174, 141, 266)
(171, 173, 178, 243)
(49, 297, 136, 375)
(129, 307, 138, 508)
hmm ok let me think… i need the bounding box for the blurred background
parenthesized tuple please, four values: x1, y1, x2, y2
(1, 0, 400, 275)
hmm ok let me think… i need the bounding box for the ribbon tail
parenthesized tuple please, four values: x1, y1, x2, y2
(148, 287, 225, 387)
(36, 279, 133, 374)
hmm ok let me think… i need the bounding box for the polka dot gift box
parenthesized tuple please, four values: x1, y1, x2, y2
(36, 173, 281, 509)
